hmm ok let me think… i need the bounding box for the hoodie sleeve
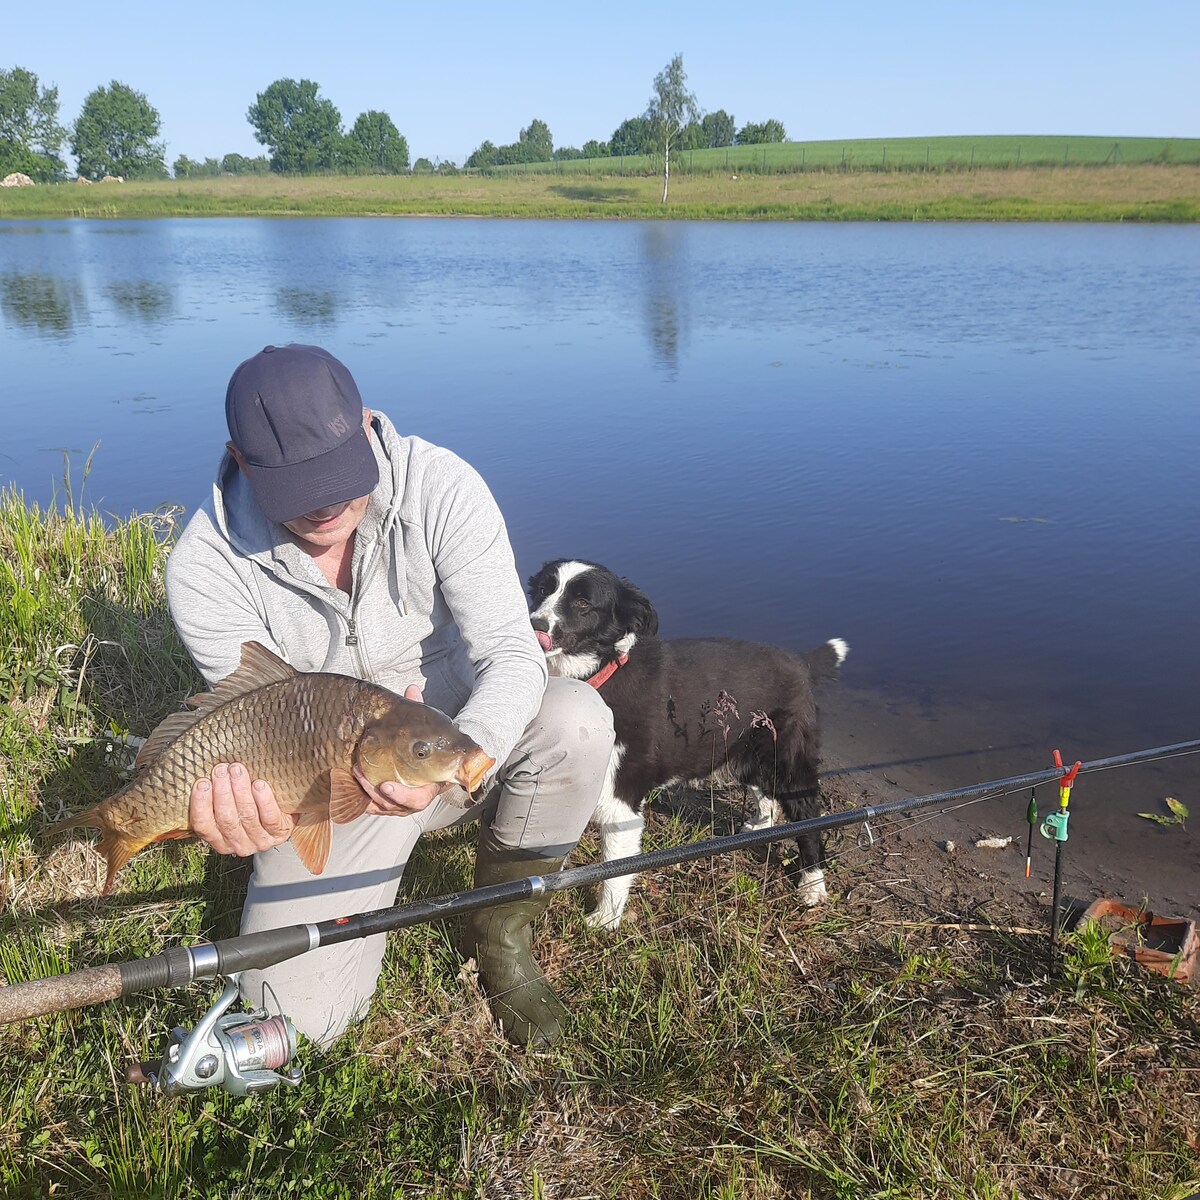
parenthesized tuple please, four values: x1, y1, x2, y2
(417, 451, 546, 767)
(165, 506, 283, 688)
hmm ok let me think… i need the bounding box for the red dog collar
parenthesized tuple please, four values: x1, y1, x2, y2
(587, 653, 628, 689)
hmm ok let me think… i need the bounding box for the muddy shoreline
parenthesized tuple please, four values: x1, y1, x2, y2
(819, 684, 1198, 922)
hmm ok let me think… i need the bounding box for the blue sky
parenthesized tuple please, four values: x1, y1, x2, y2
(7, 1, 1197, 167)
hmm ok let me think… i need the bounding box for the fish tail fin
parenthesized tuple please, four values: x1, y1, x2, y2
(291, 812, 332, 876)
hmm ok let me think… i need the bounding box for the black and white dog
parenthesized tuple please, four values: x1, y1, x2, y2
(528, 559, 848, 930)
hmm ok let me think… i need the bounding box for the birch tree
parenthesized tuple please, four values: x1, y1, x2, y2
(645, 54, 699, 205)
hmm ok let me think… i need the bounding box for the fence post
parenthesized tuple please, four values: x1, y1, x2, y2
(1016, 144, 1021, 168)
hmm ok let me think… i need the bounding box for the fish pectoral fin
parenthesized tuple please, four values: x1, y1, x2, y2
(290, 812, 332, 876)
(329, 767, 373, 825)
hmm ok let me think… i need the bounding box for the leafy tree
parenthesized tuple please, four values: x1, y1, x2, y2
(609, 116, 654, 157)
(465, 140, 498, 169)
(582, 139, 610, 158)
(71, 81, 166, 180)
(517, 117, 553, 163)
(701, 109, 736, 149)
(345, 110, 409, 174)
(553, 146, 583, 161)
(0, 66, 67, 181)
(247, 79, 343, 174)
(736, 119, 787, 145)
(221, 152, 269, 175)
(645, 53, 700, 203)
(435, 159, 458, 174)
(413, 156, 434, 173)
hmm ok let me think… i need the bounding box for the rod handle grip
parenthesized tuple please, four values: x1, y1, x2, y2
(0, 964, 124, 1025)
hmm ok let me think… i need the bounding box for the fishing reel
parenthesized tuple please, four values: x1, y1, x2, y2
(126, 980, 302, 1097)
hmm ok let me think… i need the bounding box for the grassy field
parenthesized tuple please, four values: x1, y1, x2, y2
(497, 134, 1200, 175)
(1, 484, 1199, 1199)
(1, 163, 1197, 222)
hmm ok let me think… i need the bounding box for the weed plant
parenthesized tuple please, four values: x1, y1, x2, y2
(1, 488, 1198, 1198)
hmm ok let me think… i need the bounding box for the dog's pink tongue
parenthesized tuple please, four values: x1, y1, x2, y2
(535, 630, 553, 652)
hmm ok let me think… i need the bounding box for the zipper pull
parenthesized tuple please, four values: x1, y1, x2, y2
(345, 617, 359, 647)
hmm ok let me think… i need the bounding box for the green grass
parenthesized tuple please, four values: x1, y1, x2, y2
(1, 154, 1197, 222)
(495, 134, 1200, 175)
(2, 486, 1199, 1199)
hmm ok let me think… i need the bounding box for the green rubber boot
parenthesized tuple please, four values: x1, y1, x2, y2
(461, 827, 569, 1047)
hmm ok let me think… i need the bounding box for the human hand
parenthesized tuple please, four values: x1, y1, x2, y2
(190, 761, 297, 856)
(355, 685, 451, 817)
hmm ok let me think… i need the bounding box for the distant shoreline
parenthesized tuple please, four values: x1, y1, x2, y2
(2, 164, 1197, 222)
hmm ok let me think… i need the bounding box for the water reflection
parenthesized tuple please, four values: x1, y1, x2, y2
(105, 280, 175, 323)
(275, 286, 338, 327)
(638, 224, 690, 375)
(0, 272, 87, 338)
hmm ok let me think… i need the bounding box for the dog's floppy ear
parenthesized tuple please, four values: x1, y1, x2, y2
(616, 578, 659, 639)
(527, 560, 559, 597)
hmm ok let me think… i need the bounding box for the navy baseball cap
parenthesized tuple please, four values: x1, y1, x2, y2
(224, 344, 379, 523)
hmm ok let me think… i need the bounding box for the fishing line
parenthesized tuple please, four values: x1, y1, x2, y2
(3, 740, 1196, 1094)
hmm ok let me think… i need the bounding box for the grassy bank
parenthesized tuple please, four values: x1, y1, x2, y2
(2, 488, 1199, 1199)
(1, 163, 1198, 222)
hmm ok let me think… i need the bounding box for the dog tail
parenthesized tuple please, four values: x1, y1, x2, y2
(806, 638, 849, 684)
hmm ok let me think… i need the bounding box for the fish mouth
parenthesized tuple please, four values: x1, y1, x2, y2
(456, 749, 496, 795)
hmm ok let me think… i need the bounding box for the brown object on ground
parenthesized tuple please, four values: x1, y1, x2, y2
(1081, 897, 1200, 983)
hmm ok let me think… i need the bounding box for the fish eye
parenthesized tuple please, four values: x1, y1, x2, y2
(412, 741, 431, 759)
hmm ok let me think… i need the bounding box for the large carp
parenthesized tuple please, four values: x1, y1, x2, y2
(49, 641, 495, 894)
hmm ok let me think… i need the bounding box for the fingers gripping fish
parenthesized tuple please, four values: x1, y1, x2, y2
(47, 642, 495, 894)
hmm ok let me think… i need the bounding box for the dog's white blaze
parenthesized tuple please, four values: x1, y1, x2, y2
(586, 744, 643, 931)
(529, 560, 594, 636)
(550, 650, 601, 679)
(829, 638, 849, 664)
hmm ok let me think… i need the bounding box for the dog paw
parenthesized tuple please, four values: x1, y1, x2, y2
(740, 814, 774, 833)
(585, 907, 623, 932)
(797, 868, 828, 907)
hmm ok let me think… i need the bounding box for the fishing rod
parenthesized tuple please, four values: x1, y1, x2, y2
(1, 740, 1196, 1093)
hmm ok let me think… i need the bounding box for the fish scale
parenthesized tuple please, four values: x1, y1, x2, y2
(47, 642, 495, 894)
(126, 676, 367, 841)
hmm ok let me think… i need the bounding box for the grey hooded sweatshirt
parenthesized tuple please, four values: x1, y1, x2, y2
(165, 411, 547, 773)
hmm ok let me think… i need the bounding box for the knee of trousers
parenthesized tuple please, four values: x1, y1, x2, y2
(530, 677, 616, 771)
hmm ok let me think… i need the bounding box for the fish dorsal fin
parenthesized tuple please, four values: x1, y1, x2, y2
(135, 642, 297, 769)
(329, 767, 373, 825)
(290, 811, 332, 875)
(186, 641, 297, 717)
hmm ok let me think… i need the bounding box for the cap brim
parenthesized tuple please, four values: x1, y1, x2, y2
(246, 428, 380, 524)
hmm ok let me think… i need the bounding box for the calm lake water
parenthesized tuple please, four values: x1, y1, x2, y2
(2, 217, 1197, 802)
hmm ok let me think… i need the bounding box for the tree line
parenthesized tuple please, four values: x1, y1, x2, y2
(1, 56, 783, 185)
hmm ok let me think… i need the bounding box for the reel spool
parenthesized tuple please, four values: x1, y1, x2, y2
(126, 981, 302, 1096)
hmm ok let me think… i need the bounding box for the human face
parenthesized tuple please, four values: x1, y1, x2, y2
(281, 494, 371, 551)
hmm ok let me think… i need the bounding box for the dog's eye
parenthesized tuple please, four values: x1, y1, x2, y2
(573, 598, 590, 610)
